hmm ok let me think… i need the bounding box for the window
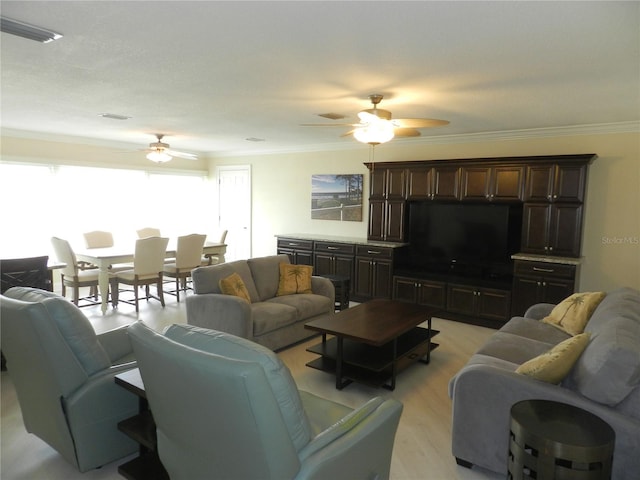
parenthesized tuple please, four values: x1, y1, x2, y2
(0, 162, 213, 258)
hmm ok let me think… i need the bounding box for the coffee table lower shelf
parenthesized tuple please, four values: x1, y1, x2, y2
(306, 327, 439, 390)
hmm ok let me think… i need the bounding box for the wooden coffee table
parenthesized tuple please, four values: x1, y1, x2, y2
(304, 299, 440, 390)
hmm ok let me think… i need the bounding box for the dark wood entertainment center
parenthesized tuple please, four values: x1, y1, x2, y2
(278, 154, 596, 328)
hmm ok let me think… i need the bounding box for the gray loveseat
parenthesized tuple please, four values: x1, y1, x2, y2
(186, 254, 334, 351)
(449, 287, 640, 479)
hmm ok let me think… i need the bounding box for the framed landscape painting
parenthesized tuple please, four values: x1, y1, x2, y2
(311, 174, 363, 221)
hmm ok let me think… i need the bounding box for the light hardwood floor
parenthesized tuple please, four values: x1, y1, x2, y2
(1, 288, 503, 480)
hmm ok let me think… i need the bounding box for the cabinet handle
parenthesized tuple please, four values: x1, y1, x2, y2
(533, 267, 554, 273)
(288, 242, 299, 246)
(367, 250, 381, 255)
(548, 246, 554, 252)
(542, 281, 547, 287)
(553, 194, 558, 199)
(547, 194, 552, 200)
(327, 246, 339, 250)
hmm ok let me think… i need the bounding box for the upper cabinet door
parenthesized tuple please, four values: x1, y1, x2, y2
(432, 166, 460, 200)
(386, 168, 406, 199)
(460, 166, 491, 201)
(525, 164, 586, 202)
(407, 167, 434, 200)
(553, 164, 587, 202)
(492, 166, 525, 201)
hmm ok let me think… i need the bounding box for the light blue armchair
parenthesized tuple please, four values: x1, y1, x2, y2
(128, 321, 404, 480)
(0, 287, 139, 472)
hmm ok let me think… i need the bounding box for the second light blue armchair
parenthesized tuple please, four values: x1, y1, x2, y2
(128, 321, 403, 480)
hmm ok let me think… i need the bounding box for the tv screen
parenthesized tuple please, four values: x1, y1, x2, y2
(405, 202, 521, 271)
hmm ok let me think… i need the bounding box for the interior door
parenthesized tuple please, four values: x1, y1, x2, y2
(217, 165, 251, 261)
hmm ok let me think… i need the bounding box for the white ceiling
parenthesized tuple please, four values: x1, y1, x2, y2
(1, 1, 638, 157)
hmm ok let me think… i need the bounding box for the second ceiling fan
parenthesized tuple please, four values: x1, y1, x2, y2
(303, 94, 449, 145)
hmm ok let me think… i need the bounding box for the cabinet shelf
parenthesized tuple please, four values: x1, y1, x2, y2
(118, 411, 157, 451)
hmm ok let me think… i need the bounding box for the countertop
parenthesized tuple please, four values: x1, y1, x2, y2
(276, 233, 407, 249)
(511, 253, 582, 265)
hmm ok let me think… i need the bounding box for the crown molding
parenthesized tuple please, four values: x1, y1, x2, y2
(3, 121, 638, 159)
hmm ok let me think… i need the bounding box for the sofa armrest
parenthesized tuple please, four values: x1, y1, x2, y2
(524, 302, 555, 320)
(311, 276, 335, 304)
(296, 397, 403, 480)
(186, 293, 253, 338)
(97, 326, 133, 363)
(450, 363, 640, 476)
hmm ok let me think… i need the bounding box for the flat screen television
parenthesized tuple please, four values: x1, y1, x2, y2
(400, 202, 522, 277)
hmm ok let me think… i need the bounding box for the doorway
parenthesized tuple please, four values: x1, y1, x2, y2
(216, 165, 251, 260)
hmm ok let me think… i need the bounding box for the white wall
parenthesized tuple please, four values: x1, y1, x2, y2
(2, 131, 638, 292)
(211, 131, 640, 292)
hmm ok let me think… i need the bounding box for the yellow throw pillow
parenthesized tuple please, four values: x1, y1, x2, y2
(515, 333, 591, 384)
(219, 272, 251, 303)
(277, 263, 313, 296)
(542, 292, 606, 336)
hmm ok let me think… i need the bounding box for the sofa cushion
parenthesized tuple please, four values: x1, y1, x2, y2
(247, 255, 290, 301)
(542, 291, 606, 335)
(219, 273, 251, 303)
(191, 260, 260, 303)
(568, 315, 640, 406)
(163, 323, 312, 451)
(277, 263, 313, 296)
(476, 331, 556, 365)
(3, 287, 111, 375)
(500, 316, 572, 345)
(267, 294, 332, 321)
(516, 333, 590, 384)
(585, 287, 640, 335)
(251, 302, 299, 336)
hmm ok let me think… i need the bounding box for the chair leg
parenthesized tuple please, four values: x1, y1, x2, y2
(175, 277, 180, 302)
(110, 278, 119, 307)
(72, 286, 79, 305)
(157, 278, 165, 307)
(134, 283, 140, 313)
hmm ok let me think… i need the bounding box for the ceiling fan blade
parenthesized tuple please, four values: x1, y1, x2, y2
(166, 149, 198, 160)
(300, 123, 358, 127)
(393, 128, 422, 138)
(393, 118, 450, 128)
(340, 129, 356, 137)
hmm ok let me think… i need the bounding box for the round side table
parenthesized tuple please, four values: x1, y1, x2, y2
(508, 399, 615, 480)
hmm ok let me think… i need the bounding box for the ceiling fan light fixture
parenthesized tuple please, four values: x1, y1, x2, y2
(146, 149, 172, 163)
(353, 120, 395, 145)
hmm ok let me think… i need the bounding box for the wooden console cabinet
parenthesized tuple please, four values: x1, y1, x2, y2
(276, 235, 404, 302)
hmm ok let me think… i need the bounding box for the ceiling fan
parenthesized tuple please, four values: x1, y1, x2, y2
(143, 134, 198, 163)
(302, 94, 449, 145)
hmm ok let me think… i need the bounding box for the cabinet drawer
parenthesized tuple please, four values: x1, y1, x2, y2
(314, 241, 355, 255)
(514, 260, 575, 279)
(277, 238, 313, 250)
(355, 245, 393, 259)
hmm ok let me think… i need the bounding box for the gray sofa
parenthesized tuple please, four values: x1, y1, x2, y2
(449, 287, 640, 479)
(186, 254, 334, 351)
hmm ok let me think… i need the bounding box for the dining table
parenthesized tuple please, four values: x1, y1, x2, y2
(75, 241, 227, 314)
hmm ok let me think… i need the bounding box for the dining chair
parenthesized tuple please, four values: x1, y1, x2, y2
(202, 228, 228, 266)
(110, 236, 169, 312)
(83, 230, 114, 248)
(136, 227, 161, 238)
(50, 237, 101, 306)
(163, 233, 207, 302)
